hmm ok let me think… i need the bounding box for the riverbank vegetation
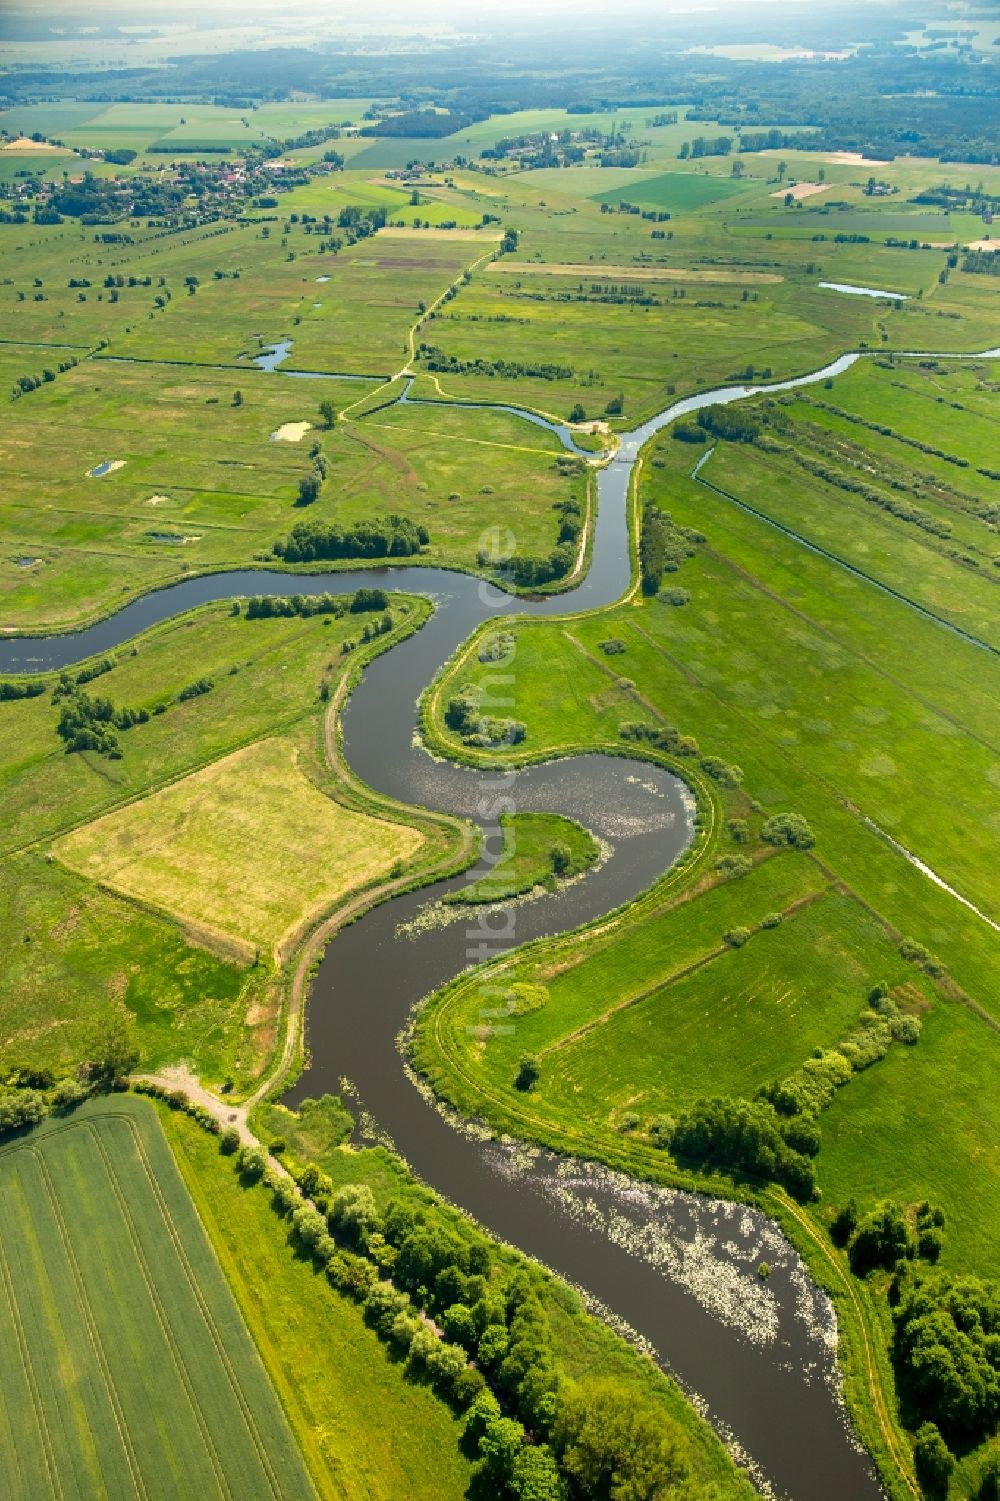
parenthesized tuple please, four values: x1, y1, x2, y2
(250, 1091, 755, 1501)
(444, 812, 600, 905)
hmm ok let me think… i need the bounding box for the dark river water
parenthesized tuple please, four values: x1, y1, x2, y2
(14, 345, 993, 1498)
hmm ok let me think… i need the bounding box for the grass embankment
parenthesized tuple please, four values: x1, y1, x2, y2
(0, 1096, 314, 1501)
(163, 1105, 475, 1501)
(445, 810, 599, 905)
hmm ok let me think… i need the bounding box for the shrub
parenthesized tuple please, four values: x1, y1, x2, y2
(761, 812, 815, 849)
(716, 854, 751, 880)
(913, 1423, 954, 1494)
(219, 1125, 240, 1154)
(890, 1014, 922, 1044)
(235, 1144, 267, 1180)
(515, 1055, 540, 1092)
(724, 926, 751, 948)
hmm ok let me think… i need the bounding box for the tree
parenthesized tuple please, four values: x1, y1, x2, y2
(516, 1055, 540, 1091)
(297, 474, 320, 505)
(511, 1444, 566, 1500)
(550, 843, 571, 876)
(556, 1380, 686, 1501)
(330, 1183, 379, 1250)
(777, 159, 787, 181)
(731, 157, 745, 178)
(569, 403, 586, 422)
(84, 1009, 139, 1083)
(232, 390, 243, 407)
(913, 1423, 954, 1495)
(761, 812, 815, 849)
(849, 1201, 912, 1274)
(319, 398, 336, 429)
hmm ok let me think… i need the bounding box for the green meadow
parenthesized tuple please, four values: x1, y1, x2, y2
(418, 353, 1000, 1282)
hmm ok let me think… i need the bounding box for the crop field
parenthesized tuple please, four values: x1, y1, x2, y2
(55, 736, 423, 960)
(0, 1096, 314, 1501)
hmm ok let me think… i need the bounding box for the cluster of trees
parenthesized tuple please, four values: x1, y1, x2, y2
(618, 720, 701, 757)
(55, 688, 150, 758)
(246, 592, 347, 620)
(361, 109, 475, 138)
(761, 812, 814, 849)
(225, 1134, 699, 1501)
(639, 502, 703, 594)
(417, 344, 574, 383)
(10, 361, 77, 402)
(504, 541, 576, 589)
(296, 442, 328, 506)
(893, 1272, 1000, 1449)
(177, 677, 213, 703)
(668, 1095, 819, 1200)
(830, 1198, 944, 1276)
(962, 249, 1000, 277)
(274, 515, 428, 563)
(678, 135, 732, 158)
(444, 684, 526, 749)
(0, 678, 45, 701)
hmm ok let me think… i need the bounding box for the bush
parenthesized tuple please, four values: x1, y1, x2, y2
(235, 1144, 267, 1181)
(848, 1200, 913, 1274)
(219, 1125, 240, 1154)
(761, 812, 815, 849)
(515, 1055, 540, 1092)
(716, 854, 751, 880)
(724, 926, 751, 947)
(913, 1423, 954, 1494)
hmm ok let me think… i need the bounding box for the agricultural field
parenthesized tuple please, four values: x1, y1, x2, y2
(55, 735, 423, 961)
(164, 1106, 475, 1501)
(0, 1096, 314, 1501)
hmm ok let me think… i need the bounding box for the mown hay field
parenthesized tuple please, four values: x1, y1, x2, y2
(55, 736, 422, 959)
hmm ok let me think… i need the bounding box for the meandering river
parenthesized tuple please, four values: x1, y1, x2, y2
(11, 347, 997, 1498)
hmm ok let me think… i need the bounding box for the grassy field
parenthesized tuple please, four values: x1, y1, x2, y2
(0, 1096, 314, 1501)
(55, 736, 422, 961)
(163, 1106, 475, 1501)
(419, 358, 1000, 1282)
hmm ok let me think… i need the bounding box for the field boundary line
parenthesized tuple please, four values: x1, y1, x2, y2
(538, 885, 827, 1059)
